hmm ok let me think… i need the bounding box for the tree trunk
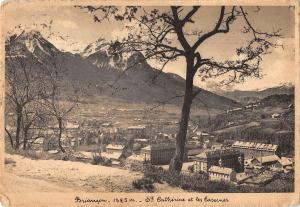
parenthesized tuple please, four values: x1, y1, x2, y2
(23, 130, 28, 150)
(23, 125, 32, 150)
(169, 58, 195, 173)
(57, 117, 66, 153)
(5, 128, 14, 148)
(15, 107, 22, 150)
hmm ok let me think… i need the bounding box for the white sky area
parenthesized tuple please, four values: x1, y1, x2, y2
(3, 4, 296, 91)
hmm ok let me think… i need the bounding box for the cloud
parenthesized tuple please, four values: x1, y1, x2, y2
(57, 20, 79, 29)
(110, 21, 135, 41)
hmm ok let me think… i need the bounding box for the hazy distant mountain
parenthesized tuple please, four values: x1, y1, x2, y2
(220, 84, 294, 104)
(5, 30, 240, 109)
(260, 94, 294, 107)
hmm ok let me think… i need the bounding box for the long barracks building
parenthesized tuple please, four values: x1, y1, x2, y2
(231, 141, 281, 159)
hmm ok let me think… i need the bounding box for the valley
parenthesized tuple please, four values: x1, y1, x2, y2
(4, 29, 295, 194)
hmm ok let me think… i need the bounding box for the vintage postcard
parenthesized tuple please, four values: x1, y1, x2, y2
(0, 0, 299, 206)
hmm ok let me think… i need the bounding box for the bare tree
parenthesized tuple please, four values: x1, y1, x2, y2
(20, 101, 49, 150)
(39, 54, 79, 153)
(79, 6, 281, 173)
(5, 30, 80, 152)
(5, 40, 47, 149)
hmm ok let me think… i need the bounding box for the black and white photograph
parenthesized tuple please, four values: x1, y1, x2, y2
(0, 1, 298, 206)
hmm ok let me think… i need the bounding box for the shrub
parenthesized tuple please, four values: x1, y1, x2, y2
(130, 163, 143, 172)
(91, 153, 104, 165)
(103, 158, 112, 166)
(91, 153, 112, 166)
(132, 177, 155, 192)
(61, 154, 70, 161)
(143, 165, 164, 184)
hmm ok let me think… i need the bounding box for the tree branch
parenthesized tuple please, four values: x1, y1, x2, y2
(192, 6, 236, 51)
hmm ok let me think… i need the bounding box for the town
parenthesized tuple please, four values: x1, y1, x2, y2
(12, 101, 293, 190)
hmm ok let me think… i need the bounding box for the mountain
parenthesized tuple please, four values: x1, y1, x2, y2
(260, 94, 294, 107)
(81, 38, 109, 58)
(5, 30, 109, 90)
(5, 30, 240, 110)
(220, 84, 294, 104)
(81, 39, 130, 71)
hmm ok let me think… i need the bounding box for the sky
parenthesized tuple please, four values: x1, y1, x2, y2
(3, 4, 296, 91)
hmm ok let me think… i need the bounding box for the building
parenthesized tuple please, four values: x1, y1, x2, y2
(245, 155, 293, 173)
(195, 131, 210, 138)
(185, 141, 202, 156)
(242, 172, 274, 186)
(244, 157, 260, 168)
(127, 125, 146, 138)
(271, 113, 281, 119)
(231, 141, 281, 159)
(208, 166, 237, 182)
(260, 155, 281, 167)
(278, 157, 294, 173)
(140, 145, 151, 161)
(134, 138, 149, 145)
(259, 155, 294, 173)
(105, 144, 125, 153)
(278, 157, 293, 169)
(211, 144, 223, 151)
(101, 152, 122, 161)
(140, 143, 188, 165)
(155, 133, 173, 142)
(244, 103, 258, 111)
(193, 149, 244, 173)
(226, 107, 243, 114)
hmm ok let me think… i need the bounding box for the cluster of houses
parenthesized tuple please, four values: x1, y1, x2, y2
(199, 141, 293, 185)
(14, 116, 293, 186)
(101, 134, 293, 186)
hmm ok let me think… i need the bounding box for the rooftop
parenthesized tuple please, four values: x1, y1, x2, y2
(208, 166, 234, 175)
(106, 144, 125, 150)
(141, 143, 176, 151)
(245, 158, 260, 164)
(261, 155, 280, 164)
(127, 154, 145, 162)
(195, 148, 241, 159)
(232, 141, 278, 151)
(279, 157, 293, 166)
(141, 145, 151, 151)
(135, 139, 148, 142)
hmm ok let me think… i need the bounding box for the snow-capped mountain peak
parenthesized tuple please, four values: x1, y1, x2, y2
(81, 38, 110, 58)
(6, 30, 60, 57)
